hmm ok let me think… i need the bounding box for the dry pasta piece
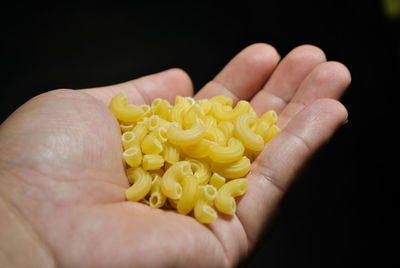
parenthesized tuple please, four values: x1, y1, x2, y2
(194, 199, 217, 223)
(208, 137, 244, 163)
(215, 178, 248, 215)
(109, 92, 145, 122)
(217, 121, 234, 140)
(234, 113, 264, 152)
(180, 139, 214, 159)
(142, 154, 165, 170)
(186, 158, 211, 185)
(177, 174, 198, 215)
(123, 147, 142, 168)
(160, 161, 192, 199)
(167, 119, 206, 146)
(210, 100, 250, 122)
(260, 110, 278, 127)
(264, 124, 281, 143)
(162, 142, 181, 164)
(209, 173, 226, 190)
(210, 156, 251, 179)
(125, 167, 152, 202)
(149, 175, 167, 208)
(121, 131, 139, 150)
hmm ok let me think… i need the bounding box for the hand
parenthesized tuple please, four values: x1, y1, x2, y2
(0, 43, 350, 267)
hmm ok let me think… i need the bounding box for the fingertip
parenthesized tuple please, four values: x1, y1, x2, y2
(163, 68, 194, 97)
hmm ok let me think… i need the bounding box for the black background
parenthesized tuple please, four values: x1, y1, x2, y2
(1, 1, 398, 267)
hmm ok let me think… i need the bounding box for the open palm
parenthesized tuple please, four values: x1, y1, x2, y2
(0, 44, 350, 267)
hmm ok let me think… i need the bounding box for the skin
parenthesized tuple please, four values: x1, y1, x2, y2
(0, 43, 350, 267)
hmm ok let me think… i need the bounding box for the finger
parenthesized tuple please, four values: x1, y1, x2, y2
(80, 68, 193, 105)
(236, 98, 348, 248)
(250, 45, 326, 114)
(277, 61, 351, 128)
(194, 43, 280, 102)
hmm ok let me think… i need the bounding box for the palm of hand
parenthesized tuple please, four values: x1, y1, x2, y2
(0, 44, 350, 267)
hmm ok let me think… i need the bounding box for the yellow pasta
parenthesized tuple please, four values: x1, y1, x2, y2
(208, 137, 244, 163)
(186, 158, 211, 185)
(194, 199, 217, 224)
(141, 132, 164, 155)
(125, 167, 152, 202)
(167, 119, 206, 146)
(177, 174, 198, 215)
(123, 147, 142, 168)
(198, 184, 218, 203)
(264, 124, 281, 143)
(142, 154, 165, 170)
(210, 156, 251, 179)
(210, 95, 233, 106)
(204, 126, 226, 146)
(260, 110, 278, 127)
(148, 175, 167, 208)
(120, 121, 135, 133)
(196, 99, 212, 114)
(209, 173, 226, 189)
(108, 93, 280, 224)
(210, 100, 250, 122)
(132, 123, 148, 143)
(160, 161, 192, 199)
(215, 178, 248, 215)
(180, 139, 214, 159)
(182, 103, 205, 129)
(109, 92, 145, 122)
(217, 121, 234, 140)
(234, 113, 264, 152)
(151, 98, 170, 119)
(162, 142, 180, 164)
(194, 184, 219, 223)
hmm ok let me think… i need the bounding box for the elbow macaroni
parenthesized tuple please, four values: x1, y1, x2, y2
(109, 93, 280, 224)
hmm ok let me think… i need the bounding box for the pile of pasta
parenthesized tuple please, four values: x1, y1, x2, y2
(109, 93, 280, 223)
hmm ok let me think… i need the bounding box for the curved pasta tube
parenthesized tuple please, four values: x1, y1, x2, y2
(149, 175, 167, 208)
(167, 119, 206, 146)
(162, 142, 181, 164)
(160, 161, 192, 199)
(209, 173, 226, 190)
(180, 139, 214, 159)
(109, 92, 145, 122)
(217, 121, 234, 140)
(196, 99, 212, 114)
(125, 167, 152, 202)
(234, 113, 264, 152)
(177, 174, 198, 215)
(210, 100, 250, 121)
(142, 154, 165, 170)
(208, 137, 244, 163)
(141, 132, 164, 155)
(151, 98, 170, 119)
(132, 123, 148, 143)
(215, 178, 248, 215)
(194, 199, 217, 224)
(121, 131, 139, 150)
(204, 127, 226, 146)
(209, 95, 233, 106)
(198, 184, 218, 203)
(183, 104, 205, 129)
(119, 121, 134, 133)
(123, 147, 142, 168)
(210, 156, 251, 179)
(264, 124, 281, 143)
(260, 110, 278, 127)
(186, 158, 211, 185)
